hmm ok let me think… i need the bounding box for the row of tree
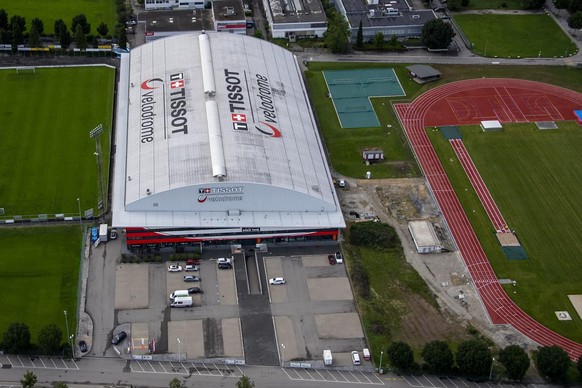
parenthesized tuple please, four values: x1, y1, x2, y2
(555, 0, 582, 28)
(2, 322, 65, 356)
(385, 339, 581, 382)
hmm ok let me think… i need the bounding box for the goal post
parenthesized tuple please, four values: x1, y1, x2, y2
(16, 66, 36, 74)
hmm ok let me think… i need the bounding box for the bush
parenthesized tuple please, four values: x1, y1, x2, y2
(349, 221, 400, 249)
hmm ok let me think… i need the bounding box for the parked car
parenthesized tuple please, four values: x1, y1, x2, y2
(338, 179, 346, 188)
(79, 340, 88, 353)
(269, 277, 286, 285)
(111, 331, 127, 345)
(187, 287, 204, 294)
(91, 227, 99, 242)
(110, 229, 118, 240)
(334, 252, 343, 264)
(184, 275, 200, 282)
(168, 264, 182, 272)
(328, 254, 336, 265)
(184, 265, 199, 272)
(351, 351, 361, 365)
(217, 257, 231, 264)
(218, 262, 233, 270)
(186, 259, 201, 266)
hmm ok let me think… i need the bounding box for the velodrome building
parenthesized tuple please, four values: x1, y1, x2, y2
(112, 32, 345, 248)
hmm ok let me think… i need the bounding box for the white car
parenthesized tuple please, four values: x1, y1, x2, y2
(168, 264, 182, 272)
(217, 257, 231, 264)
(184, 265, 199, 272)
(269, 277, 286, 285)
(334, 252, 344, 264)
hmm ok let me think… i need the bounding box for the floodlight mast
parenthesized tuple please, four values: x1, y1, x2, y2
(89, 124, 106, 211)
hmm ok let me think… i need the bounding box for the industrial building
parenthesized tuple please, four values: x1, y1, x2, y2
(112, 32, 345, 248)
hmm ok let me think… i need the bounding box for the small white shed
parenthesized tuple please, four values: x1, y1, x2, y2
(408, 221, 442, 254)
(480, 120, 502, 132)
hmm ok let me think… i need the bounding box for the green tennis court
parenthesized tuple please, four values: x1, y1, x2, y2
(323, 68, 405, 128)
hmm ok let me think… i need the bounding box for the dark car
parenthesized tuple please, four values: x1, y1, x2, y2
(188, 287, 204, 294)
(79, 340, 88, 353)
(218, 262, 233, 270)
(111, 330, 127, 345)
(328, 254, 336, 265)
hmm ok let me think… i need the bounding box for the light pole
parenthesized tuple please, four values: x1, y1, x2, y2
(177, 338, 181, 361)
(280, 343, 285, 368)
(77, 198, 82, 231)
(489, 357, 495, 380)
(69, 334, 75, 359)
(379, 350, 384, 374)
(63, 310, 71, 357)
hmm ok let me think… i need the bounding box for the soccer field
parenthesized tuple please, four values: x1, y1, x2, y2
(0, 66, 115, 217)
(0, 226, 82, 343)
(0, 0, 117, 35)
(429, 123, 582, 341)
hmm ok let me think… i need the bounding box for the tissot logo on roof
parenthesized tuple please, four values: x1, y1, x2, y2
(232, 113, 246, 122)
(141, 78, 163, 90)
(170, 80, 185, 89)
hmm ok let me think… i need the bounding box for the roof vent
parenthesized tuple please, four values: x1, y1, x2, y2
(146, 189, 151, 195)
(225, 6, 235, 16)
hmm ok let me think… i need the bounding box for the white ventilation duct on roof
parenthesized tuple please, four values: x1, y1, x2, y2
(199, 34, 216, 96)
(205, 100, 226, 178)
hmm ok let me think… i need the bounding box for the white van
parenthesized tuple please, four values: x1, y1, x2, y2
(363, 348, 371, 361)
(170, 296, 192, 307)
(170, 290, 189, 300)
(351, 351, 361, 365)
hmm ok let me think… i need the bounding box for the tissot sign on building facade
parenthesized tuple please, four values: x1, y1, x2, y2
(113, 32, 344, 245)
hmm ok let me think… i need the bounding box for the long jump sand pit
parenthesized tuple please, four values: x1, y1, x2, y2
(308, 277, 354, 301)
(168, 320, 204, 359)
(115, 264, 149, 309)
(568, 295, 582, 319)
(315, 313, 364, 339)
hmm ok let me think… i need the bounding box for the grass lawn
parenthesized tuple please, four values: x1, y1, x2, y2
(305, 62, 424, 179)
(428, 123, 582, 342)
(0, 0, 117, 35)
(454, 14, 578, 58)
(0, 66, 115, 217)
(0, 226, 82, 343)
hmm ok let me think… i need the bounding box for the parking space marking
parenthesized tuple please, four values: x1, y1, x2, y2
(283, 368, 384, 385)
(0, 356, 79, 371)
(129, 361, 243, 378)
(399, 375, 532, 388)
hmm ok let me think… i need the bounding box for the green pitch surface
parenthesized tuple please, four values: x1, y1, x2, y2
(0, 0, 117, 34)
(429, 123, 582, 341)
(0, 66, 115, 217)
(455, 14, 578, 58)
(0, 226, 82, 343)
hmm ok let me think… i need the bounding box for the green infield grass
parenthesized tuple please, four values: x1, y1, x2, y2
(0, 0, 117, 35)
(454, 14, 578, 58)
(0, 226, 82, 344)
(0, 66, 115, 217)
(428, 122, 582, 342)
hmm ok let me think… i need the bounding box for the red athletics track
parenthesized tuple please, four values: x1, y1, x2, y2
(394, 78, 582, 360)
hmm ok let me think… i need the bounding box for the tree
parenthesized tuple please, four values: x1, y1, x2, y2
(0, 9, 8, 31)
(349, 221, 400, 249)
(97, 22, 109, 37)
(3, 322, 31, 354)
(355, 19, 363, 49)
(74, 24, 87, 50)
(422, 341, 454, 375)
(54, 383, 68, 388)
(448, 0, 462, 11)
(536, 345, 570, 382)
(236, 375, 256, 388)
(20, 370, 37, 388)
(461, 0, 470, 5)
(168, 378, 184, 388)
(554, 0, 569, 8)
(455, 340, 492, 379)
(54, 19, 66, 36)
(60, 29, 72, 49)
(520, 0, 545, 9)
(71, 14, 90, 34)
(10, 15, 26, 49)
(38, 324, 63, 355)
(116, 24, 128, 49)
(498, 345, 530, 381)
(28, 24, 41, 47)
(421, 19, 455, 50)
(387, 341, 415, 372)
(577, 356, 582, 377)
(373, 32, 384, 50)
(324, 13, 350, 54)
(569, 0, 582, 13)
(31, 18, 43, 35)
(568, 11, 582, 29)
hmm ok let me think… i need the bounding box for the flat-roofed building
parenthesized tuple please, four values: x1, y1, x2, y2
(262, 0, 327, 39)
(143, 9, 214, 42)
(212, 0, 247, 34)
(113, 32, 345, 248)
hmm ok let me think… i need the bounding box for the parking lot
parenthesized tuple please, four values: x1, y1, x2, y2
(88, 241, 371, 368)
